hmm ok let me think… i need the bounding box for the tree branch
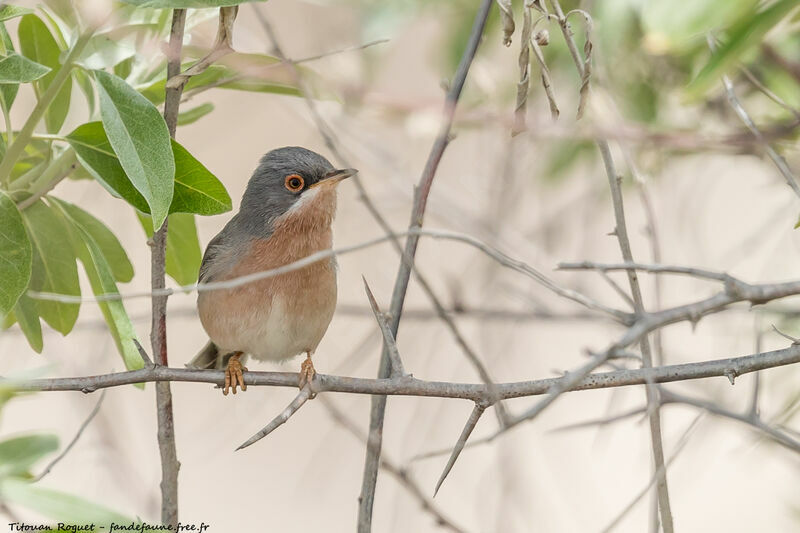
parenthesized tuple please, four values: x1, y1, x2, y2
(33, 390, 106, 482)
(9, 343, 799, 401)
(359, 1, 494, 528)
(153, 8, 186, 527)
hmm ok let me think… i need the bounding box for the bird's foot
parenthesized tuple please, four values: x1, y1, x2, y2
(223, 352, 247, 396)
(298, 354, 316, 397)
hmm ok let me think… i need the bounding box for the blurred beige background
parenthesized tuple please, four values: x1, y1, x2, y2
(1, 1, 799, 532)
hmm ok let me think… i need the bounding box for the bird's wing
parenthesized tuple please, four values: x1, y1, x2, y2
(198, 231, 228, 283)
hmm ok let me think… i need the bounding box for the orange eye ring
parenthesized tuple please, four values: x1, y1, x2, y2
(285, 174, 305, 192)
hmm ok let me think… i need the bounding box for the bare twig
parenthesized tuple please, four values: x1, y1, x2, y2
(33, 390, 107, 482)
(153, 9, 186, 526)
(558, 260, 731, 282)
(738, 64, 800, 119)
(772, 324, 800, 345)
(166, 7, 238, 91)
(359, 1, 494, 528)
(27, 228, 627, 325)
(362, 277, 406, 378)
(549, 2, 674, 527)
(709, 36, 800, 199)
(661, 389, 800, 453)
(433, 402, 487, 496)
(236, 386, 313, 450)
(564, 9, 592, 119)
(602, 415, 703, 533)
(320, 398, 468, 533)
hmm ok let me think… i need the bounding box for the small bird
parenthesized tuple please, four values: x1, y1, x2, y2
(189, 146, 356, 395)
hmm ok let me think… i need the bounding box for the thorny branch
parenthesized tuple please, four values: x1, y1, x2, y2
(8, 343, 800, 403)
(548, 2, 674, 527)
(321, 398, 468, 533)
(360, 0, 494, 528)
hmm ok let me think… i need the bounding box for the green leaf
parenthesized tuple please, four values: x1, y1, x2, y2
(18, 14, 71, 133)
(78, 33, 136, 71)
(66, 121, 150, 213)
(0, 52, 50, 83)
(50, 198, 143, 371)
(795, 213, 800, 229)
(0, 191, 32, 316)
(74, 67, 96, 116)
(138, 212, 202, 286)
(0, 5, 34, 22)
(67, 122, 230, 216)
(687, 0, 800, 98)
(0, 434, 58, 477)
(642, 0, 757, 51)
(177, 102, 214, 125)
(56, 201, 133, 283)
(13, 294, 43, 353)
(0, 23, 19, 107)
(94, 69, 174, 230)
(140, 57, 303, 105)
(121, 0, 261, 8)
(170, 140, 231, 215)
(0, 478, 135, 525)
(20, 201, 80, 335)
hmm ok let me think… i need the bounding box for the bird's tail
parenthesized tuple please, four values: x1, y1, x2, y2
(187, 340, 223, 369)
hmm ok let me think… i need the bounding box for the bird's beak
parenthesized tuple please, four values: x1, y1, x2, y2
(310, 168, 358, 188)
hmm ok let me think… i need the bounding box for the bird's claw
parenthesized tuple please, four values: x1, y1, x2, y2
(223, 353, 247, 396)
(299, 355, 316, 398)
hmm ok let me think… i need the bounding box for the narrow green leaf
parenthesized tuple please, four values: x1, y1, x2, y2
(13, 294, 43, 353)
(20, 200, 80, 335)
(114, 55, 135, 80)
(67, 122, 230, 215)
(687, 0, 800, 98)
(0, 478, 135, 525)
(0, 23, 18, 108)
(0, 434, 58, 477)
(50, 199, 143, 371)
(170, 140, 231, 215)
(0, 5, 34, 22)
(56, 200, 133, 283)
(18, 14, 71, 133)
(138, 212, 202, 286)
(74, 67, 96, 116)
(0, 191, 32, 316)
(0, 52, 50, 83)
(177, 102, 214, 125)
(94, 70, 174, 230)
(141, 60, 303, 105)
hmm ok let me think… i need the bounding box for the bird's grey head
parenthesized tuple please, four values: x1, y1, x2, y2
(236, 146, 356, 236)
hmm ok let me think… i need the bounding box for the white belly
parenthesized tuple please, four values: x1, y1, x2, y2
(239, 294, 335, 361)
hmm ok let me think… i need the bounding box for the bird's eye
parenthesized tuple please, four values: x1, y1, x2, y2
(284, 174, 304, 192)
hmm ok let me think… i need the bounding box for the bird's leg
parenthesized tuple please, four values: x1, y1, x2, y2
(298, 351, 316, 394)
(223, 351, 247, 396)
